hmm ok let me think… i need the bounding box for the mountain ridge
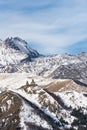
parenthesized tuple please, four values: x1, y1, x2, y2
(0, 37, 87, 84)
(5, 37, 39, 58)
(0, 78, 87, 130)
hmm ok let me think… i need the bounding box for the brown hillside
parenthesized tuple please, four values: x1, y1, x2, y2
(44, 79, 87, 93)
(0, 91, 22, 130)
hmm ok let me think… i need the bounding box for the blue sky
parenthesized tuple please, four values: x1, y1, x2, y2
(0, 0, 87, 54)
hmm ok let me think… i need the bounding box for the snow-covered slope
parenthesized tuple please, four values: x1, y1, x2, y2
(0, 40, 27, 65)
(0, 76, 87, 130)
(0, 90, 53, 130)
(0, 37, 87, 84)
(17, 53, 87, 83)
(13, 80, 87, 129)
(12, 83, 76, 129)
(0, 37, 39, 71)
(5, 37, 39, 58)
(57, 91, 87, 110)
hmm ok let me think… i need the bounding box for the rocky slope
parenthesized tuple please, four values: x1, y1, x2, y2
(0, 90, 53, 130)
(0, 91, 22, 130)
(14, 80, 87, 130)
(0, 79, 87, 130)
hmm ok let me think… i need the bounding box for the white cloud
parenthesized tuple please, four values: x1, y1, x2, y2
(0, 0, 87, 54)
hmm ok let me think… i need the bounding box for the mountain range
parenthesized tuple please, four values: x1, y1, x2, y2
(0, 37, 87, 84)
(0, 37, 87, 130)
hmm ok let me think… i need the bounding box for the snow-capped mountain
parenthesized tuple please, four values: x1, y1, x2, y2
(0, 37, 87, 83)
(0, 37, 39, 66)
(5, 37, 39, 58)
(0, 37, 40, 72)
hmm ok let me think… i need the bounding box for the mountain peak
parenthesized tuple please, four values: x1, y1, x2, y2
(5, 37, 39, 58)
(5, 37, 27, 44)
(0, 37, 40, 68)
